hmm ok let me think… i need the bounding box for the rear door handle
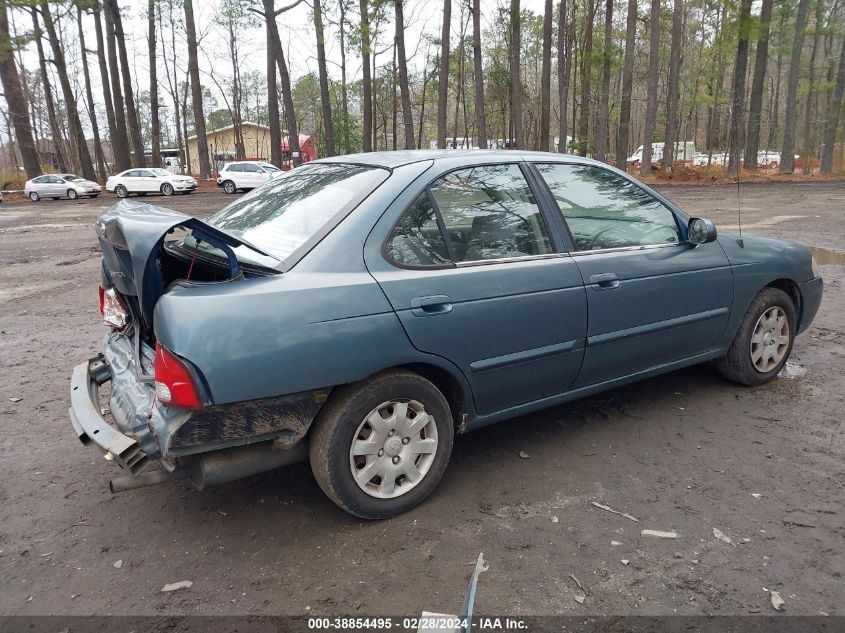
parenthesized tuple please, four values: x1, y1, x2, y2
(410, 295, 453, 316)
(589, 272, 620, 290)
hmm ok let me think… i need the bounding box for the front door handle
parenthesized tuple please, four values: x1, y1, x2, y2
(589, 272, 620, 290)
(410, 295, 453, 316)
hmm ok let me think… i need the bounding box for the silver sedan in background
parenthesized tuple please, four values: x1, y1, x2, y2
(24, 174, 102, 201)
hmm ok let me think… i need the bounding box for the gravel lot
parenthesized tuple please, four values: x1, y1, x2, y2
(0, 182, 842, 617)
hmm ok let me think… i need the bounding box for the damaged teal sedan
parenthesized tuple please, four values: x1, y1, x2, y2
(69, 150, 823, 518)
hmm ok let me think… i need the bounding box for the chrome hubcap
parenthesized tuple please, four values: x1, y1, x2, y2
(750, 306, 789, 373)
(349, 399, 438, 499)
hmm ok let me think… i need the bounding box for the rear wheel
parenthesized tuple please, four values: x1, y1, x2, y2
(222, 180, 237, 194)
(114, 185, 128, 198)
(29, 191, 40, 202)
(161, 183, 174, 196)
(717, 287, 796, 385)
(309, 370, 454, 519)
(67, 189, 78, 200)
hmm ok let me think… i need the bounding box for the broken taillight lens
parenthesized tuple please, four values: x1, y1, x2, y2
(154, 344, 203, 410)
(100, 286, 129, 328)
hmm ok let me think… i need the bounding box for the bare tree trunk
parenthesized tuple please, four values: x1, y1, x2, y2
(314, 0, 335, 155)
(452, 9, 467, 148)
(801, 0, 823, 174)
(510, 0, 524, 148)
(616, 0, 636, 169)
(394, 0, 414, 149)
(558, 0, 569, 153)
(662, 0, 683, 171)
(184, 0, 211, 177)
(727, 0, 752, 177)
(821, 31, 845, 172)
(103, 2, 131, 171)
(640, 0, 660, 176)
(265, 6, 302, 166)
(577, 0, 595, 157)
(744, 0, 773, 168)
(265, 0, 282, 165)
(437, 0, 451, 148)
(768, 11, 786, 150)
(105, 0, 145, 167)
(77, 6, 108, 181)
(594, 0, 613, 162)
(538, 0, 553, 151)
(40, 1, 95, 181)
(92, 5, 117, 163)
(471, 0, 487, 149)
(148, 0, 161, 167)
(360, 0, 373, 151)
(339, 0, 350, 152)
(30, 8, 68, 173)
(0, 5, 40, 178)
(780, 0, 810, 173)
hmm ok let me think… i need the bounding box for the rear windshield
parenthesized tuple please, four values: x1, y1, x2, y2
(203, 163, 389, 265)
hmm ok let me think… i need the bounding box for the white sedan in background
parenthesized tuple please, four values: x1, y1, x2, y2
(106, 168, 197, 198)
(25, 173, 102, 201)
(216, 161, 283, 193)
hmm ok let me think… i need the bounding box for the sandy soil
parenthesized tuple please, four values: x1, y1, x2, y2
(0, 182, 842, 617)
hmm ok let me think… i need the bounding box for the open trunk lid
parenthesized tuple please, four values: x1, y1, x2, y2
(96, 200, 276, 334)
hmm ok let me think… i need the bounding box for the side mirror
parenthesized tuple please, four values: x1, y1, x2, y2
(688, 218, 717, 245)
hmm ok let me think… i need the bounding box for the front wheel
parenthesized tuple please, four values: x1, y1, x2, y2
(114, 185, 128, 198)
(717, 287, 796, 385)
(222, 180, 237, 194)
(161, 183, 174, 196)
(309, 370, 454, 519)
(67, 189, 78, 200)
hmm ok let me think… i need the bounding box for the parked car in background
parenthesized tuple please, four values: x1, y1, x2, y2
(106, 168, 196, 198)
(216, 161, 283, 193)
(70, 150, 823, 519)
(25, 173, 101, 201)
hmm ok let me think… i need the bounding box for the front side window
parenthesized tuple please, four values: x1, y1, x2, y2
(387, 164, 552, 266)
(241, 164, 261, 173)
(535, 163, 680, 251)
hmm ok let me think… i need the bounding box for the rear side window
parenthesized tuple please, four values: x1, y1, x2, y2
(387, 164, 552, 267)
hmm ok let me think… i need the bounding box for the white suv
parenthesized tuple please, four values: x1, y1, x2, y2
(217, 161, 283, 194)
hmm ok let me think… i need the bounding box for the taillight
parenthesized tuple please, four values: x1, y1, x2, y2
(100, 286, 129, 328)
(154, 344, 203, 410)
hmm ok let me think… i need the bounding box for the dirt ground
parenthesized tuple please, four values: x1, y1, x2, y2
(0, 182, 842, 618)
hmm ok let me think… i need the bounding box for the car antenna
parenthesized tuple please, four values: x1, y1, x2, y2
(731, 105, 744, 248)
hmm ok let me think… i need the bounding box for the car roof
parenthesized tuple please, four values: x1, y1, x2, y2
(316, 149, 614, 169)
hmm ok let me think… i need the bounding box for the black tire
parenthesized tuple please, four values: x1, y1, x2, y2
(67, 189, 78, 200)
(309, 370, 454, 519)
(161, 183, 174, 196)
(222, 180, 237, 194)
(115, 185, 128, 198)
(717, 287, 797, 386)
(29, 191, 40, 202)
(90, 194, 100, 198)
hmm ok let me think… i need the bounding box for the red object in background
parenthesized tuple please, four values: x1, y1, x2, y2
(282, 134, 317, 168)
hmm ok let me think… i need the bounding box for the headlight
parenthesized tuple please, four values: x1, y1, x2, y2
(811, 255, 819, 278)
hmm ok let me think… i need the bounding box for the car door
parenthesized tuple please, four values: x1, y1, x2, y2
(136, 170, 158, 192)
(367, 161, 588, 416)
(532, 161, 733, 388)
(46, 176, 65, 196)
(242, 163, 265, 188)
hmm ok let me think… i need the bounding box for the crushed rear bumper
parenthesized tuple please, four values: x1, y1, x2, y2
(68, 356, 150, 475)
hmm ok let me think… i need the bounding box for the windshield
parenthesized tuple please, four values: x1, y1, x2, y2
(260, 163, 281, 173)
(190, 163, 389, 266)
(150, 168, 172, 176)
(61, 174, 83, 181)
